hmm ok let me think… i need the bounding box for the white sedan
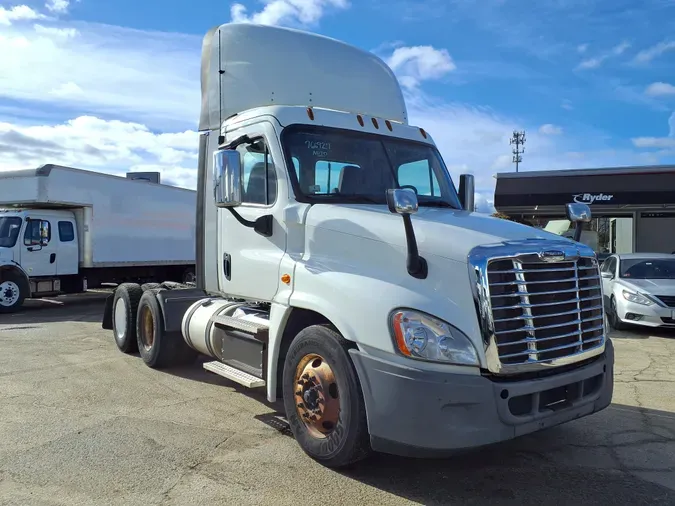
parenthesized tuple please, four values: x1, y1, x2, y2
(601, 253, 675, 330)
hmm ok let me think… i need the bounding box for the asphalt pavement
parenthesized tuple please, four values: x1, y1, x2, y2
(0, 292, 674, 505)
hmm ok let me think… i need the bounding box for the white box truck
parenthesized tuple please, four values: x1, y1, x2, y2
(0, 165, 196, 313)
(102, 23, 614, 468)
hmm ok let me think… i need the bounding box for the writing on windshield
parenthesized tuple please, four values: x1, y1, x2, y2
(282, 126, 461, 208)
(620, 258, 675, 279)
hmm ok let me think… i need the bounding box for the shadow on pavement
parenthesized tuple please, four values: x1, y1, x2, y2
(0, 291, 110, 325)
(333, 403, 675, 505)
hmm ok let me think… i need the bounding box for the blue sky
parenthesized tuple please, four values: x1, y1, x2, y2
(1, 0, 675, 212)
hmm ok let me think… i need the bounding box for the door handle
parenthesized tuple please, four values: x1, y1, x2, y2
(50, 253, 56, 264)
(223, 253, 231, 281)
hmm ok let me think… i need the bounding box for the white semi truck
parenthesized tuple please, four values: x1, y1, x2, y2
(0, 165, 196, 313)
(102, 23, 614, 468)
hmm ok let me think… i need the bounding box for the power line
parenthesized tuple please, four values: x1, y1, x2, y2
(509, 130, 526, 172)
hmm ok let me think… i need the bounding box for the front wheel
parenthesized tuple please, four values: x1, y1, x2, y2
(608, 296, 630, 331)
(0, 271, 27, 314)
(282, 324, 371, 468)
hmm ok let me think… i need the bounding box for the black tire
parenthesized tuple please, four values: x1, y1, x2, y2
(282, 324, 371, 468)
(609, 296, 630, 331)
(111, 283, 143, 353)
(0, 270, 28, 314)
(136, 289, 197, 369)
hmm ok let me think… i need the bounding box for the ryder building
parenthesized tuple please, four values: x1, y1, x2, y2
(493, 165, 675, 258)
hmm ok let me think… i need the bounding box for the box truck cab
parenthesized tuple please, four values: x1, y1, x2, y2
(102, 23, 614, 469)
(0, 209, 79, 309)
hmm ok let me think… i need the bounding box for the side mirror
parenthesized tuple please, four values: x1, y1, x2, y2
(213, 149, 243, 207)
(566, 202, 592, 223)
(565, 202, 591, 242)
(386, 188, 418, 215)
(601, 271, 613, 279)
(385, 188, 427, 279)
(458, 174, 475, 212)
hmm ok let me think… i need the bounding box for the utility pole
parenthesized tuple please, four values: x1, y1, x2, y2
(509, 130, 526, 172)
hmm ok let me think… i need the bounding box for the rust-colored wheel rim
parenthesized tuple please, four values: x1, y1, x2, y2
(141, 306, 154, 351)
(293, 353, 340, 439)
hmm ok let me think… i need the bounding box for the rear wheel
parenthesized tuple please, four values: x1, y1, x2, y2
(111, 283, 143, 353)
(282, 324, 371, 468)
(136, 289, 197, 368)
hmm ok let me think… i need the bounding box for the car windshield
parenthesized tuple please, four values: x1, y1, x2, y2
(281, 125, 462, 208)
(619, 258, 675, 279)
(0, 216, 22, 248)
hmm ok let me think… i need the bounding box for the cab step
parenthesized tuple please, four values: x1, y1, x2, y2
(211, 314, 269, 341)
(203, 361, 266, 388)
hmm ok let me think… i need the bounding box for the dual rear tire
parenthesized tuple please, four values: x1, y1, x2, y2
(111, 283, 196, 367)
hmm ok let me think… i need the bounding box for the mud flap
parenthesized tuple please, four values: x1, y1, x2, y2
(101, 293, 114, 330)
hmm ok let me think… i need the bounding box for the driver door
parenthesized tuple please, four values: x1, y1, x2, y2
(216, 122, 288, 301)
(19, 217, 58, 277)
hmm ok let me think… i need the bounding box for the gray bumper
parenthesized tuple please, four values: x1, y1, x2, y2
(349, 339, 614, 458)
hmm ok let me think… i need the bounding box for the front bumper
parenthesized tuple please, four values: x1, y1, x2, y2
(616, 298, 675, 328)
(349, 339, 614, 458)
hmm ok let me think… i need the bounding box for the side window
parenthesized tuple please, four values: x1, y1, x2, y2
(24, 219, 51, 246)
(397, 159, 441, 196)
(58, 221, 75, 242)
(236, 139, 277, 206)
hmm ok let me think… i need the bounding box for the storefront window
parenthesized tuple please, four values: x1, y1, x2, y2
(516, 216, 634, 256)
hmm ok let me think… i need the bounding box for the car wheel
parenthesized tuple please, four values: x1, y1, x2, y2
(609, 296, 629, 331)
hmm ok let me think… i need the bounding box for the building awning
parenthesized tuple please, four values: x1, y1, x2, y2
(494, 165, 675, 214)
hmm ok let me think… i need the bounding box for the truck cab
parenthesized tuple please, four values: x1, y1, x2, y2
(0, 209, 79, 310)
(103, 22, 614, 469)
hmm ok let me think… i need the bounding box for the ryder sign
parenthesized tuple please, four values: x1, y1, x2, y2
(573, 193, 614, 205)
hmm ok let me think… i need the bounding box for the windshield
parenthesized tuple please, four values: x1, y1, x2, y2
(619, 258, 675, 279)
(0, 216, 22, 248)
(281, 125, 462, 208)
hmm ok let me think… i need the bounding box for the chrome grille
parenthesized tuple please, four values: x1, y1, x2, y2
(487, 255, 605, 368)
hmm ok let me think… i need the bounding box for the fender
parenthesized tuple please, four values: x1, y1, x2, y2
(0, 260, 31, 294)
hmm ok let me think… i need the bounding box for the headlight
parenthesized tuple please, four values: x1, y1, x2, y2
(389, 309, 479, 366)
(622, 289, 653, 306)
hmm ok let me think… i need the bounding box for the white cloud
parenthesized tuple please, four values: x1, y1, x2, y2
(230, 0, 349, 27)
(633, 40, 675, 64)
(645, 82, 675, 97)
(46, 0, 70, 14)
(0, 19, 202, 129)
(0, 5, 44, 25)
(384, 45, 456, 90)
(631, 111, 675, 149)
(561, 99, 573, 110)
(577, 43, 588, 54)
(0, 115, 200, 188)
(576, 41, 631, 70)
(539, 123, 563, 135)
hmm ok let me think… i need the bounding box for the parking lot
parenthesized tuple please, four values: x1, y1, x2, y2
(0, 293, 674, 506)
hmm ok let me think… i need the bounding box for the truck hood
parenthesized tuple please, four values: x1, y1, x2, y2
(306, 204, 570, 263)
